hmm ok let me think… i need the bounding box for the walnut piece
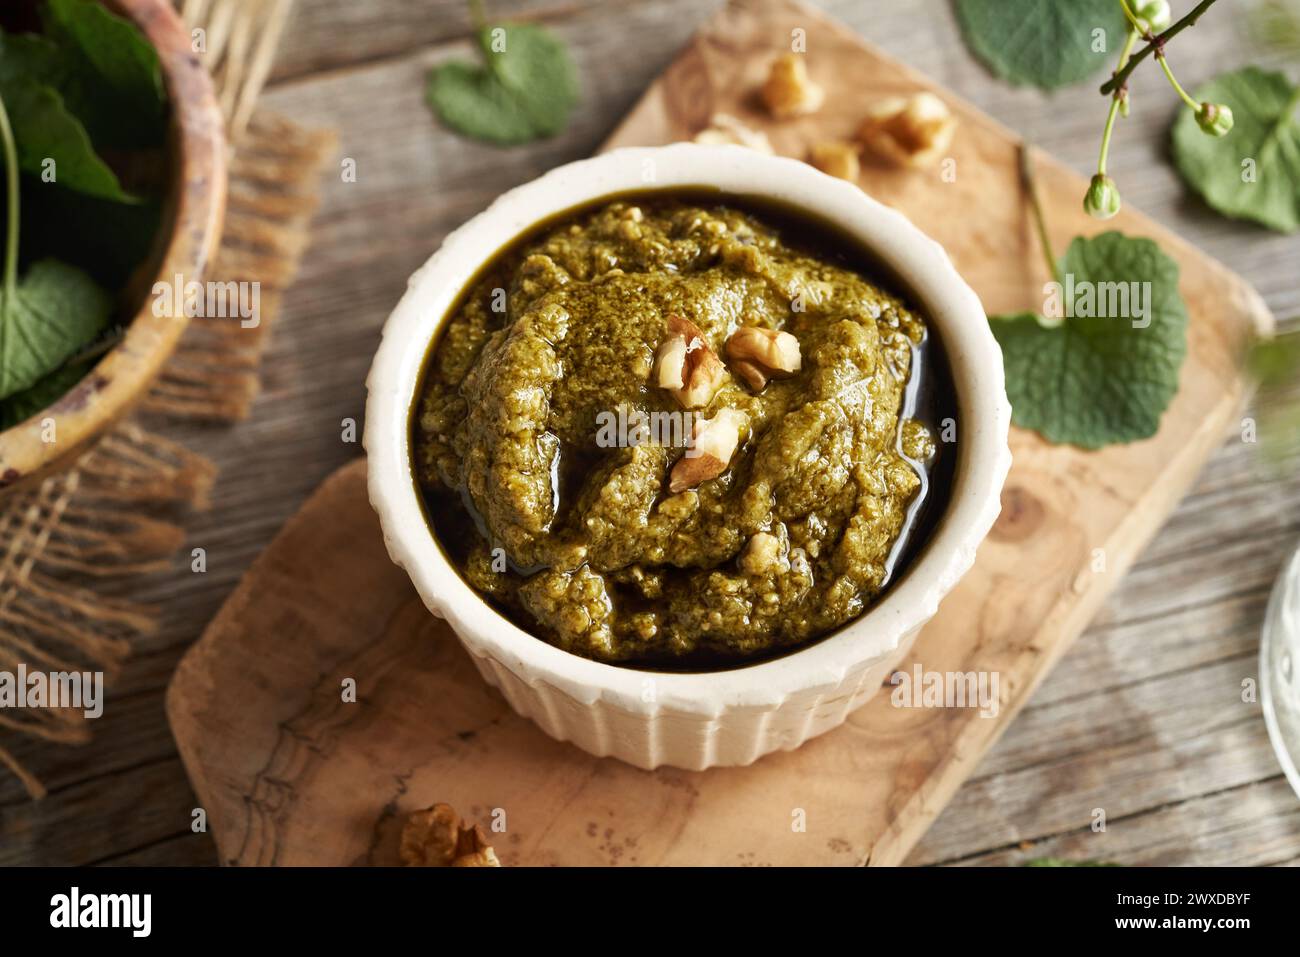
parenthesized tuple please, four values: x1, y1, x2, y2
(654, 315, 727, 409)
(739, 532, 782, 575)
(654, 334, 687, 390)
(450, 824, 501, 867)
(693, 113, 774, 154)
(669, 408, 747, 494)
(808, 141, 860, 181)
(725, 325, 801, 391)
(857, 92, 957, 169)
(761, 53, 824, 119)
(400, 803, 501, 867)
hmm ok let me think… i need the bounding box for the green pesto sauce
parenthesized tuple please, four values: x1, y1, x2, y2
(413, 192, 955, 669)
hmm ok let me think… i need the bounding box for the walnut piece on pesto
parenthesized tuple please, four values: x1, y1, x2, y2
(414, 195, 949, 668)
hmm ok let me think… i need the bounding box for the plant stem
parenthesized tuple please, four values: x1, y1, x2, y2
(0, 91, 18, 324)
(1019, 143, 1062, 288)
(1109, 27, 1138, 121)
(1100, 0, 1219, 96)
(1098, 26, 1138, 175)
(1116, 28, 1138, 76)
(1098, 95, 1122, 174)
(1117, 0, 1145, 34)
(1156, 54, 1200, 110)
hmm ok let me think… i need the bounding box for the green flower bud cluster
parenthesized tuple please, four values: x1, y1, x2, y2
(1085, 0, 1230, 220)
(1084, 174, 1122, 220)
(1134, 0, 1171, 33)
(1196, 101, 1235, 136)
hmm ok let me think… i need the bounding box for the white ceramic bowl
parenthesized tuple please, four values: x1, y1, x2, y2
(365, 144, 1011, 771)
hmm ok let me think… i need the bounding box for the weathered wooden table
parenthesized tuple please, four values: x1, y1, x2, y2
(2, 0, 1297, 866)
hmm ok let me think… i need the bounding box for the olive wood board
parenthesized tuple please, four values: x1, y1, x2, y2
(166, 0, 1273, 866)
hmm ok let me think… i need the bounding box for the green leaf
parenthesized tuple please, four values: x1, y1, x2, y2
(478, 24, 578, 133)
(1172, 67, 1300, 233)
(17, 172, 161, 287)
(40, 0, 167, 150)
(0, 31, 63, 79)
(0, 357, 93, 430)
(427, 23, 578, 145)
(0, 258, 112, 401)
(427, 61, 546, 146)
(990, 232, 1189, 449)
(954, 0, 1128, 90)
(0, 34, 134, 202)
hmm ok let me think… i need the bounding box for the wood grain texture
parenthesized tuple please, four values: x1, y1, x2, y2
(162, 0, 1282, 867)
(4, 0, 1297, 867)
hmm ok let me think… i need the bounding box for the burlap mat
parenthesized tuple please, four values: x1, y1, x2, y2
(0, 79, 337, 795)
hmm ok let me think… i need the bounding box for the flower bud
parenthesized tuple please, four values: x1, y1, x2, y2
(1084, 174, 1121, 220)
(1196, 102, 1234, 137)
(1135, 0, 1171, 33)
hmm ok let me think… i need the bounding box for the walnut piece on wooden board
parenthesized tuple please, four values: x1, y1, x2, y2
(807, 141, 860, 181)
(669, 407, 747, 494)
(857, 92, 957, 169)
(761, 53, 824, 118)
(725, 326, 801, 391)
(693, 113, 774, 154)
(654, 314, 728, 409)
(400, 803, 501, 867)
(450, 823, 500, 867)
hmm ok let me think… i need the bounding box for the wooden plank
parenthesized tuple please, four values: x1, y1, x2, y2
(929, 778, 1300, 868)
(0, 757, 202, 866)
(93, 831, 219, 867)
(0, 674, 186, 807)
(911, 656, 1277, 861)
(162, 0, 1286, 867)
(269, 0, 598, 81)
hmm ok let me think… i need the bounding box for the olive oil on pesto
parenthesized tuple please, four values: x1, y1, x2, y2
(411, 190, 957, 671)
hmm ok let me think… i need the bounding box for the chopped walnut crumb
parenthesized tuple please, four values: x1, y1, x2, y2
(653, 315, 728, 409)
(400, 803, 501, 867)
(857, 92, 957, 169)
(808, 141, 860, 181)
(740, 531, 782, 575)
(654, 334, 688, 390)
(761, 53, 824, 119)
(725, 325, 802, 391)
(450, 824, 500, 867)
(693, 113, 775, 154)
(669, 408, 747, 494)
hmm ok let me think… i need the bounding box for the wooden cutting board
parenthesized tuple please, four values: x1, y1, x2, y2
(166, 0, 1273, 866)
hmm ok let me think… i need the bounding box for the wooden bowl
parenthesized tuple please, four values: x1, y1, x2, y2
(0, 0, 226, 499)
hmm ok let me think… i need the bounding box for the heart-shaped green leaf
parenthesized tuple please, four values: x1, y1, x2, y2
(427, 23, 578, 145)
(1172, 67, 1300, 233)
(991, 232, 1188, 449)
(427, 61, 546, 146)
(954, 0, 1127, 90)
(479, 24, 578, 135)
